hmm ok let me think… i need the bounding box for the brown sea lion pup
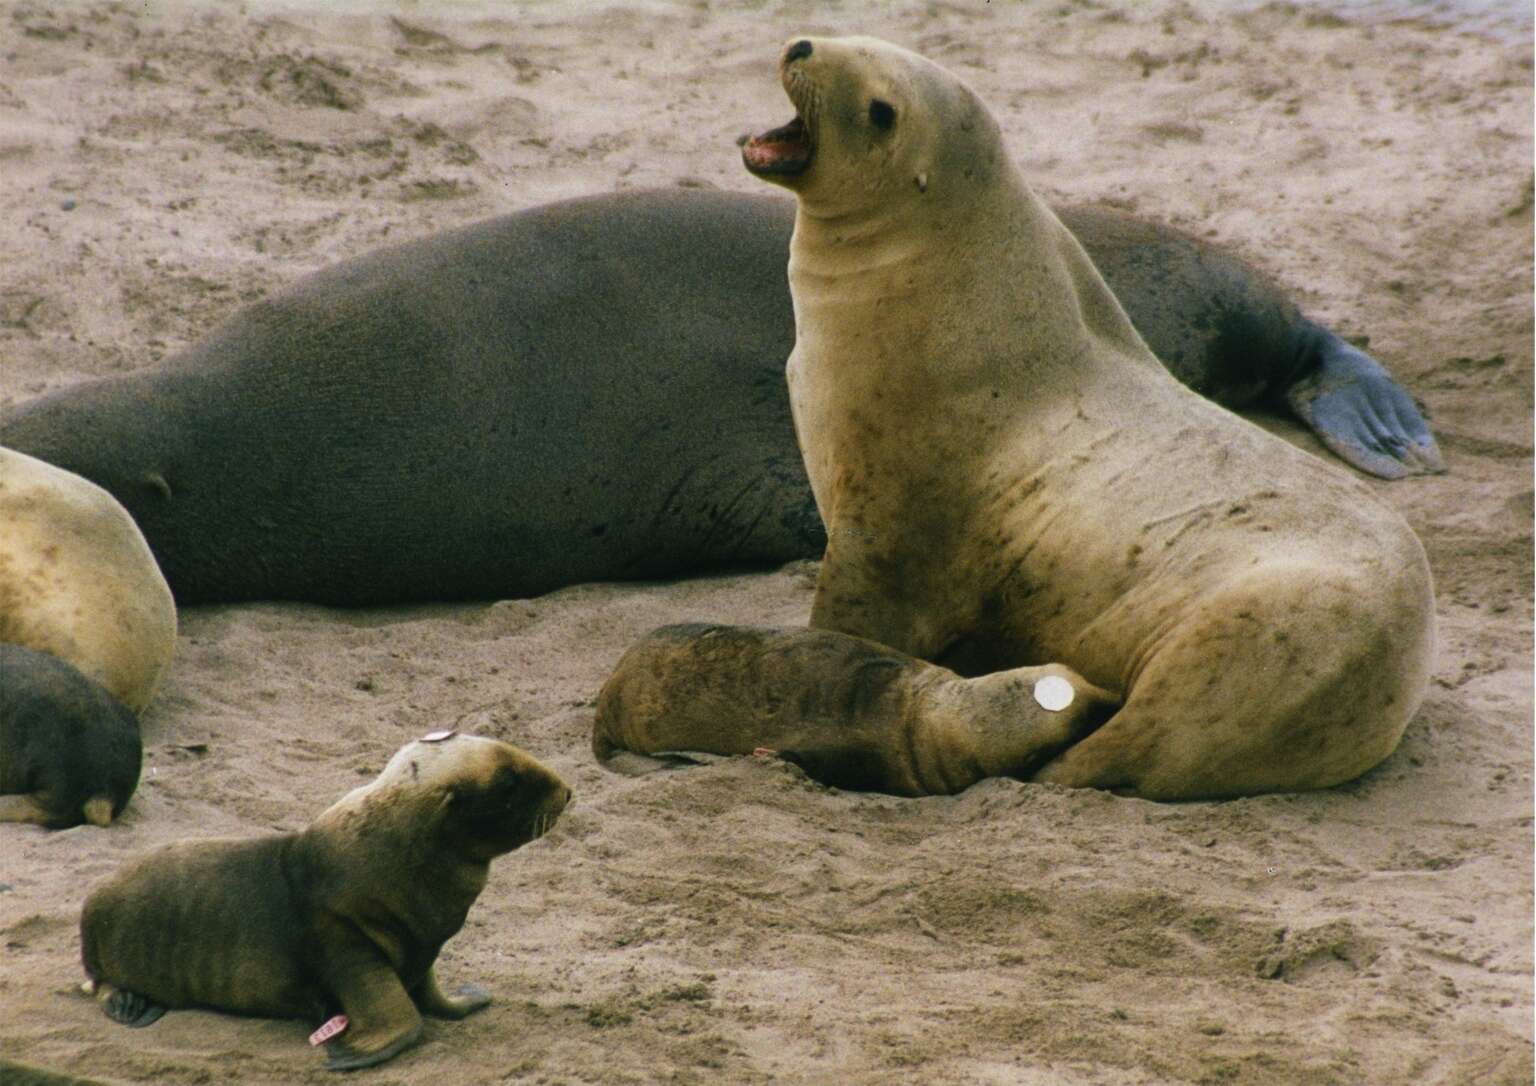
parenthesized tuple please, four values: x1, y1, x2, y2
(79, 733, 571, 1071)
(0, 644, 141, 828)
(0, 446, 174, 827)
(743, 36, 1435, 799)
(594, 623, 1117, 796)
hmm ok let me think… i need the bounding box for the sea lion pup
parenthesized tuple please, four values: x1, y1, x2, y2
(0, 644, 141, 829)
(743, 36, 1435, 799)
(79, 733, 571, 1071)
(594, 623, 1118, 796)
(0, 447, 174, 827)
(0, 195, 1437, 609)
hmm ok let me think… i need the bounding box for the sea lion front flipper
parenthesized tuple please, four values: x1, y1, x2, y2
(412, 969, 491, 1020)
(1287, 326, 1445, 479)
(317, 946, 423, 1071)
(98, 983, 166, 1027)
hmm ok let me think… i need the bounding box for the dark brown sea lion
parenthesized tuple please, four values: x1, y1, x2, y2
(79, 733, 571, 1071)
(0, 188, 1439, 608)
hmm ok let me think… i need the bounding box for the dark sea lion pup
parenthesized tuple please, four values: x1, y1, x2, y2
(0, 446, 175, 827)
(0, 644, 141, 829)
(79, 733, 571, 1071)
(594, 624, 1118, 796)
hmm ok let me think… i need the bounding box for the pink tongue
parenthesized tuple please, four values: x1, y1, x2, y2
(744, 138, 797, 170)
(743, 129, 810, 172)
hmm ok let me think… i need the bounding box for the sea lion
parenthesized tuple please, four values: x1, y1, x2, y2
(0, 447, 173, 827)
(743, 36, 1435, 799)
(0, 644, 141, 829)
(594, 623, 1117, 796)
(0, 188, 1437, 607)
(0, 447, 175, 713)
(79, 733, 571, 1071)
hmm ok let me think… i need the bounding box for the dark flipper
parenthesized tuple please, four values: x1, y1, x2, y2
(1286, 323, 1445, 479)
(101, 986, 166, 1028)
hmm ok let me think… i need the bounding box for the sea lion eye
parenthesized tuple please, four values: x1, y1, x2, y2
(868, 99, 896, 130)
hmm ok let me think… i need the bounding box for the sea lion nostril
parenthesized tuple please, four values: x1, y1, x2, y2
(785, 39, 812, 63)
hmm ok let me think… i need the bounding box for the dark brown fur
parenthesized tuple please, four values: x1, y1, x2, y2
(0, 644, 141, 829)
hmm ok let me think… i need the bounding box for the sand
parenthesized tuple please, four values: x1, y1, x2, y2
(0, 1, 1531, 1083)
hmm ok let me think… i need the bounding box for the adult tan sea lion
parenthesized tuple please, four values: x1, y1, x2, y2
(0, 189, 1438, 607)
(0, 447, 174, 827)
(0, 448, 175, 713)
(79, 733, 571, 1071)
(742, 35, 1435, 799)
(594, 623, 1117, 796)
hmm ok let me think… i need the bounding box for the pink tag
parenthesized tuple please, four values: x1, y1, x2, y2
(420, 730, 457, 743)
(309, 1015, 348, 1046)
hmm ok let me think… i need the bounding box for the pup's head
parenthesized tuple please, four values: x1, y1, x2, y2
(330, 732, 572, 862)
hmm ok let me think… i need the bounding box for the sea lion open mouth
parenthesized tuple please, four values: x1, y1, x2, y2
(740, 114, 812, 177)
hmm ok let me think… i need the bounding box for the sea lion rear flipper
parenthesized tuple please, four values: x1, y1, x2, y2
(99, 984, 166, 1027)
(1287, 326, 1445, 479)
(82, 795, 115, 828)
(597, 749, 724, 776)
(0, 793, 53, 825)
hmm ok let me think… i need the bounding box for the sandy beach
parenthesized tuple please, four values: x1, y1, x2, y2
(0, 1, 1531, 1083)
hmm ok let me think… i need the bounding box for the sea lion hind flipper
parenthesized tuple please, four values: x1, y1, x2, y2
(99, 984, 166, 1027)
(597, 749, 723, 776)
(1286, 326, 1445, 479)
(0, 793, 53, 825)
(412, 969, 491, 1020)
(81, 795, 115, 828)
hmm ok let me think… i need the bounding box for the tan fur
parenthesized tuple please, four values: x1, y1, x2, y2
(754, 37, 1435, 799)
(0, 447, 175, 713)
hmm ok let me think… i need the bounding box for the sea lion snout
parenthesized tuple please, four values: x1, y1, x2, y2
(783, 38, 813, 64)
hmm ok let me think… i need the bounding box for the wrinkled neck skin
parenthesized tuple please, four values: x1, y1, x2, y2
(304, 785, 490, 950)
(785, 152, 1168, 660)
(790, 160, 1148, 494)
(788, 159, 1159, 449)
